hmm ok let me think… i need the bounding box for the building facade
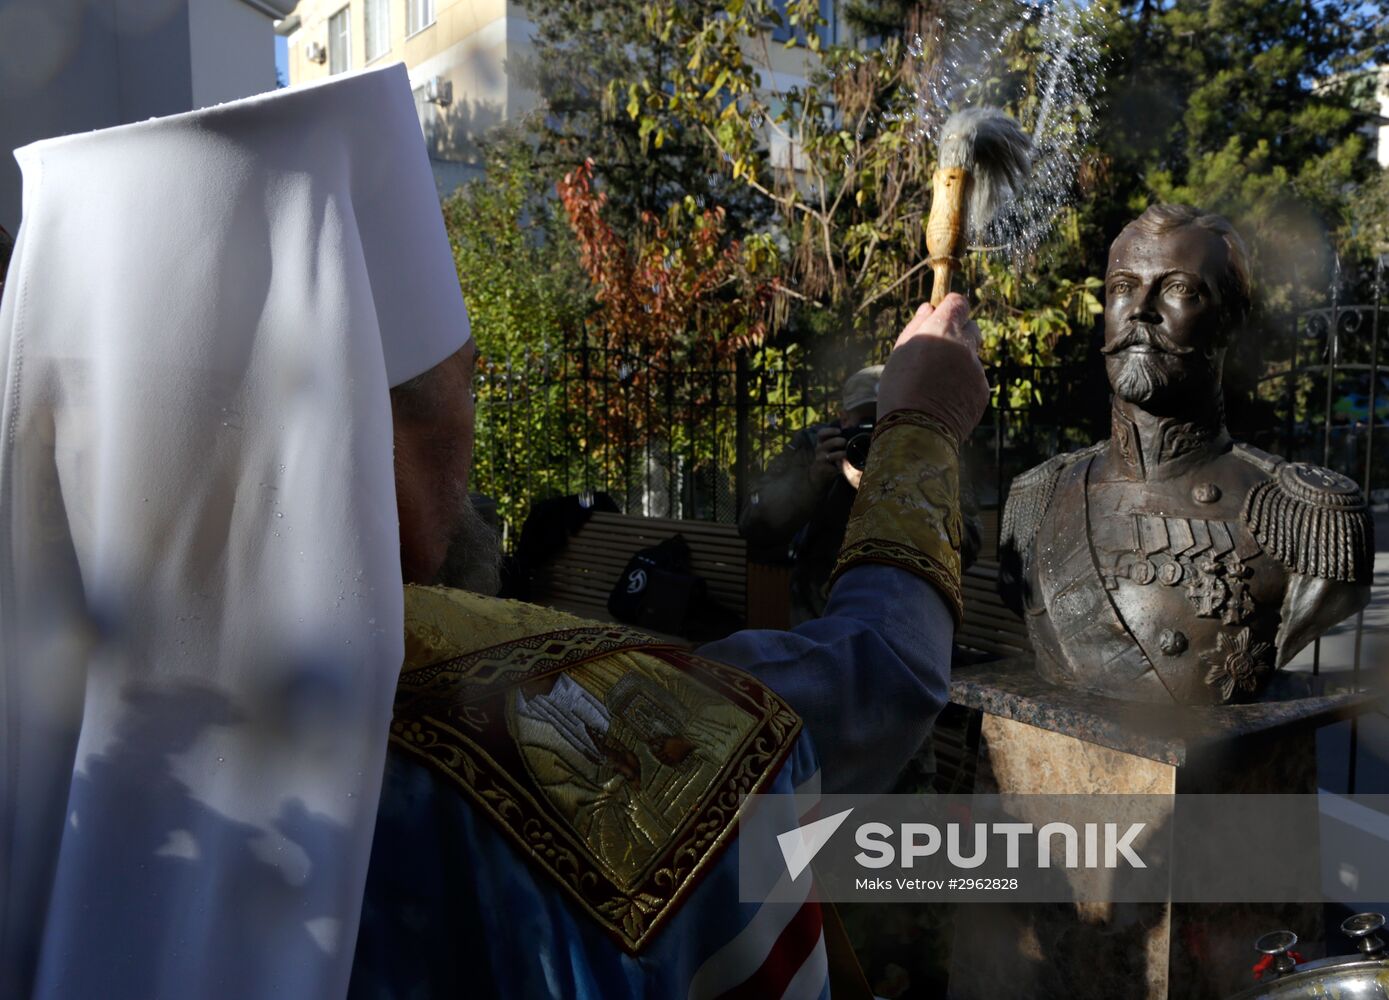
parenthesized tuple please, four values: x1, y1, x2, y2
(0, 0, 294, 232)
(1377, 66, 1389, 169)
(282, 0, 538, 193)
(281, 0, 839, 195)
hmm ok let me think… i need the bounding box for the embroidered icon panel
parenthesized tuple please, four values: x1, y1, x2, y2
(509, 651, 758, 891)
(390, 587, 802, 953)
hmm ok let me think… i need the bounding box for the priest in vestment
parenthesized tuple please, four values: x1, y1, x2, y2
(0, 64, 986, 1000)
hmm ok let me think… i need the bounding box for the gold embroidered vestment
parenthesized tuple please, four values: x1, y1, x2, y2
(388, 587, 802, 952)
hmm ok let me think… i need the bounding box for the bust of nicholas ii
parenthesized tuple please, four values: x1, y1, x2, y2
(999, 204, 1373, 705)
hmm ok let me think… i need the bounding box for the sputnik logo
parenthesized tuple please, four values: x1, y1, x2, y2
(777, 808, 855, 880)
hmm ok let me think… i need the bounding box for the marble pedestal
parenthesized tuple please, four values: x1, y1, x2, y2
(943, 658, 1380, 1000)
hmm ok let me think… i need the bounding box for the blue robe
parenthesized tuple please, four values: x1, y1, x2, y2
(350, 565, 952, 999)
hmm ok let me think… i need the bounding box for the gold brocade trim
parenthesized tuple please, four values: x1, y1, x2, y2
(835, 538, 964, 625)
(871, 409, 960, 451)
(401, 586, 666, 674)
(831, 419, 964, 625)
(390, 588, 802, 954)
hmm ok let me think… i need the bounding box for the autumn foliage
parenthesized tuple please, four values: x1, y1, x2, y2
(556, 158, 783, 463)
(557, 158, 781, 364)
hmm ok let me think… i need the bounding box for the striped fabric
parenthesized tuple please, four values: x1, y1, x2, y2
(689, 771, 829, 1000)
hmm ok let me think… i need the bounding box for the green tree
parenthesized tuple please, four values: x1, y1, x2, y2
(511, 0, 764, 234)
(649, 0, 1104, 375)
(1087, 0, 1387, 305)
(1073, 0, 1387, 450)
(441, 140, 591, 535)
(1347, 165, 1389, 260)
(470, 0, 1386, 517)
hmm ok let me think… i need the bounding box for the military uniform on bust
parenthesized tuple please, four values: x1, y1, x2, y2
(998, 204, 1372, 705)
(1001, 422, 1372, 704)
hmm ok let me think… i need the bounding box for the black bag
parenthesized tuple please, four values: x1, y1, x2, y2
(500, 492, 620, 600)
(607, 534, 708, 635)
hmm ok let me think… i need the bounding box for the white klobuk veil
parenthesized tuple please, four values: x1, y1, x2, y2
(0, 63, 470, 997)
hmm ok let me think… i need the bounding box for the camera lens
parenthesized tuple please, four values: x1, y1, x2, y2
(844, 426, 874, 471)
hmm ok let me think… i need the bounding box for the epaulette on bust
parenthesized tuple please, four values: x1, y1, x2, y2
(1235, 445, 1374, 584)
(1000, 443, 1103, 557)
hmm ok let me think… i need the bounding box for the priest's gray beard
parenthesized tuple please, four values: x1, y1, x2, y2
(437, 489, 503, 595)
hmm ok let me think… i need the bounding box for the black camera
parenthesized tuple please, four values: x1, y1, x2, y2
(843, 422, 875, 471)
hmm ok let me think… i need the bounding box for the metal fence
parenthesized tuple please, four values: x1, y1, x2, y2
(1257, 267, 1387, 495)
(476, 262, 1388, 526)
(472, 332, 850, 541)
(473, 259, 1387, 542)
(472, 330, 1109, 544)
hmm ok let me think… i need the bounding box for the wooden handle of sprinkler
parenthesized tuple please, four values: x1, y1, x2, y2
(926, 166, 969, 306)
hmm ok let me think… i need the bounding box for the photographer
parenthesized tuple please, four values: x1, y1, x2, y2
(739, 366, 884, 624)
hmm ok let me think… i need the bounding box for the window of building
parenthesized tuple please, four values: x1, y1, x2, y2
(412, 85, 438, 152)
(770, 0, 837, 47)
(407, 0, 435, 35)
(328, 6, 350, 75)
(364, 0, 390, 62)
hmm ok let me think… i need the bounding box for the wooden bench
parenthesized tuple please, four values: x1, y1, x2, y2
(531, 512, 747, 643)
(955, 509, 1032, 661)
(528, 506, 1030, 658)
(956, 559, 1032, 660)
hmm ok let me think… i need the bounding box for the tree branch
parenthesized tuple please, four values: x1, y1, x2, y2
(855, 254, 933, 316)
(697, 122, 819, 221)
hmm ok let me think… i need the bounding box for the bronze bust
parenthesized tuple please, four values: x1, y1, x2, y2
(999, 205, 1373, 704)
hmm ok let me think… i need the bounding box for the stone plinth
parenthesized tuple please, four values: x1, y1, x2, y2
(945, 658, 1380, 1000)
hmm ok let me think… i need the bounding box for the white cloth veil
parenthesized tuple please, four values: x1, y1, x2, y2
(0, 63, 469, 997)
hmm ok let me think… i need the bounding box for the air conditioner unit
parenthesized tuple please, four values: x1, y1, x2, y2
(304, 41, 326, 64)
(425, 76, 452, 107)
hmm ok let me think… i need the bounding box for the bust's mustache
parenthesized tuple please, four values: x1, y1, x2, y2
(1100, 324, 1195, 356)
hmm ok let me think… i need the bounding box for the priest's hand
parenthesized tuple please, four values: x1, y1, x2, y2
(876, 293, 989, 445)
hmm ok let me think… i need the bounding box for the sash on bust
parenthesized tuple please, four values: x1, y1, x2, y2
(1033, 454, 1164, 695)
